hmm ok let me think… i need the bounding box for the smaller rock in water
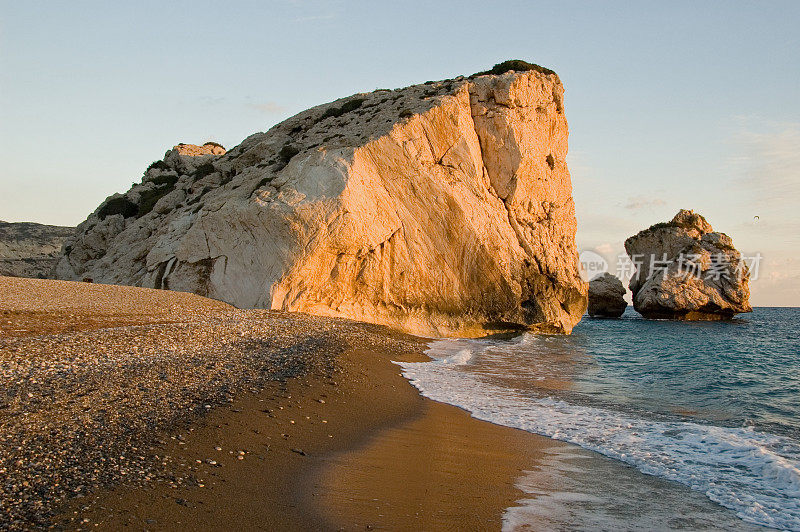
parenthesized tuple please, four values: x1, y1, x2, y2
(624, 209, 751, 320)
(588, 273, 627, 318)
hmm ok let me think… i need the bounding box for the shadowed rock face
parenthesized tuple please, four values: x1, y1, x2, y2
(588, 273, 627, 318)
(56, 69, 587, 337)
(624, 209, 751, 320)
(0, 221, 75, 279)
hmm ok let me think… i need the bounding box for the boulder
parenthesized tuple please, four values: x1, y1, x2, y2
(588, 273, 627, 318)
(624, 209, 751, 319)
(56, 64, 587, 337)
(0, 221, 75, 279)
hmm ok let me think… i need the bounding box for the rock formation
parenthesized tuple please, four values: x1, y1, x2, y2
(624, 209, 751, 319)
(588, 273, 627, 318)
(174, 142, 226, 156)
(56, 63, 587, 336)
(0, 221, 75, 279)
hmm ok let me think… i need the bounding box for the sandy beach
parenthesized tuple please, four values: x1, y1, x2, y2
(0, 276, 557, 530)
(64, 346, 560, 531)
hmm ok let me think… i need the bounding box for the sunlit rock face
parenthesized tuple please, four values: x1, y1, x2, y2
(174, 142, 226, 156)
(625, 209, 752, 320)
(57, 68, 586, 337)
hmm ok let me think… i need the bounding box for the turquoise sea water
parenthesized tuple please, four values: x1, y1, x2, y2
(398, 308, 800, 530)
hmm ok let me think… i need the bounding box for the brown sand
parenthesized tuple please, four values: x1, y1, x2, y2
(314, 398, 556, 530)
(61, 347, 557, 531)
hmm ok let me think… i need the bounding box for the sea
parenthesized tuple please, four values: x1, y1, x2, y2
(397, 307, 800, 531)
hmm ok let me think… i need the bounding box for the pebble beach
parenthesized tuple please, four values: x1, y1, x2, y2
(0, 276, 425, 529)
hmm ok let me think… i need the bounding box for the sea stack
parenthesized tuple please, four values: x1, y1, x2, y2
(587, 273, 627, 318)
(624, 209, 751, 319)
(56, 62, 587, 336)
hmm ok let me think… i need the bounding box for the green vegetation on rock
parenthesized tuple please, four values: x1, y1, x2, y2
(98, 197, 138, 220)
(321, 98, 366, 119)
(473, 60, 556, 77)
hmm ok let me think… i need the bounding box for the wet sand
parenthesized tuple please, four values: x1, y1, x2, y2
(314, 397, 559, 530)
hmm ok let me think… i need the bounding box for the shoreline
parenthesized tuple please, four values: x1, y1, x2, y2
(2, 277, 776, 530)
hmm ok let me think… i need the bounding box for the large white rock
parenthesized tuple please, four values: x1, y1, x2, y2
(57, 68, 587, 336)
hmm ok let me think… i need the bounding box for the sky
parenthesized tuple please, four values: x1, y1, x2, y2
(1, 1, 798, 305)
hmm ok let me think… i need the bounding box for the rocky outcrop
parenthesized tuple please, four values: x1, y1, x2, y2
(174, 142, 226, 156)
(588, 273, 627, 318)
(625, 209, 751, 319)
(0, 221, 75, 279)
(56, 63, 587, 337)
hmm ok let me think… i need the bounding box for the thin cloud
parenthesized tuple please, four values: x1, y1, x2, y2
(594, 242, 615, 255)
(623, 196, 666, 210)
(201, 96, 226, 105)
(248, 102, 287, 114)
(294, 14, 336, 22)
(729, 118, 800, 207)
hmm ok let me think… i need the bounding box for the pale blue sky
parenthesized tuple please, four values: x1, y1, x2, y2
(1, 1, 798, 304)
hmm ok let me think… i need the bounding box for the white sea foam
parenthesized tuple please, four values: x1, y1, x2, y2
(396, 339, 800, 531)
(502, 446, 766, 531)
